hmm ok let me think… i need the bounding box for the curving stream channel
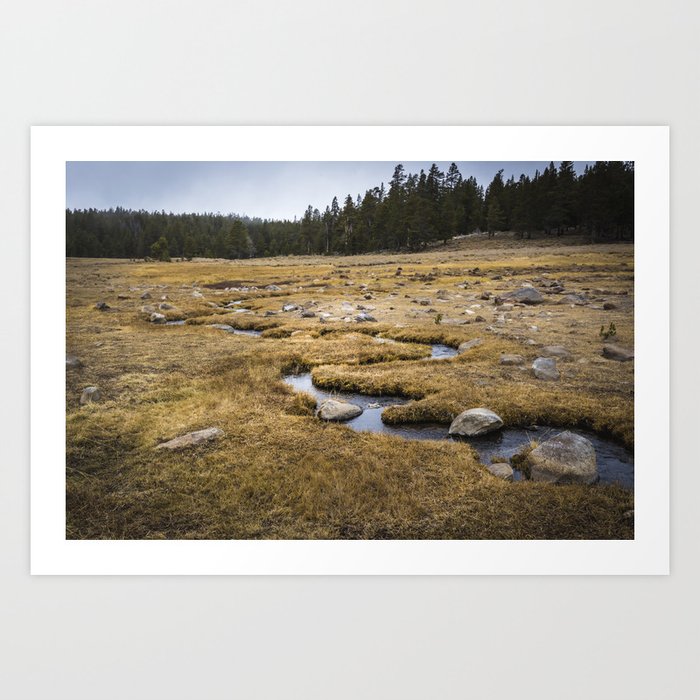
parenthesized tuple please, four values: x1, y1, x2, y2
(166, 323, 633, 487)
(282, 338, 634, 488)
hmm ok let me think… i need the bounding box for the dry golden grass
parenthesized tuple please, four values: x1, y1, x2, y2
(66, 233, 635, 539)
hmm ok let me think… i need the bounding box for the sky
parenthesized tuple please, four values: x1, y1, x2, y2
(66, 161, 594, 221)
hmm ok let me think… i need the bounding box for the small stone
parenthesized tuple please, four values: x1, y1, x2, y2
(140, 292, 152, 300)
(150, 312, 166, 324)
(486, 462, 514, 481)
(300, 310, 316, 318)
(159, 302, 175, 310)
(66, 354, 82, 369)
(602, 344, 634, 362)
(95, 301, 110, 310)
(317, 399, 363, 421)
(500, 354, 524, 366)
(532, 357, 560, 380)
(559, 293, 588, 305)
(540, 345, 570, 359)
(501, 287, 544, 305)
(155, 427, 224, 450)
(80, 386, 102, 405)
(603, 301, 617, 310)
(283, 304, 299, 312)
(192, 291, 204, 299)
(457, 338, 483, 353)
(265, 284, 282, 291)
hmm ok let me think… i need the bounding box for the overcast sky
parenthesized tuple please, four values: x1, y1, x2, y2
(66, 161, 593, 221)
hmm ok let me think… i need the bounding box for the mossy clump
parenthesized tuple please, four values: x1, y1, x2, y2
(510, 441, 538, 479)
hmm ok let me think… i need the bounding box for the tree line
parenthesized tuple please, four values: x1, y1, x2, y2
(65, 161, 633, 259)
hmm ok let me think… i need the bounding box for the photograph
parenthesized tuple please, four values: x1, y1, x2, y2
(64, 157, 636, 541)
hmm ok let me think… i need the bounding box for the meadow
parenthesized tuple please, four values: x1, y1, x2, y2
(66, 233, 635, 539)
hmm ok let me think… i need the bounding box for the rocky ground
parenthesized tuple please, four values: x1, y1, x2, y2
(66, 233, 635, 539)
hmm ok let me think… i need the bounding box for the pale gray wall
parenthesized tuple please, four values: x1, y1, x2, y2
(1, 1, 697, 698)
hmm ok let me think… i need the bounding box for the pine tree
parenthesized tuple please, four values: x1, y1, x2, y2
(150, 235, 171, 261)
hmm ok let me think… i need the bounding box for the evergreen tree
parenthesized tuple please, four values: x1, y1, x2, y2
(150, 235, 171, 261)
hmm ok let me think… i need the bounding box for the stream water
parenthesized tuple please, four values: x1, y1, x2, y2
(283, 369, 634, 488)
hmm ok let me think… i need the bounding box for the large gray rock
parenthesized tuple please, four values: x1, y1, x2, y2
(486, 462, 514, 481)
(155, 427, 224, 450)
(355, 312, 377, 322)
(502, 287, 544, 305)
(527, 431, 598, 484)
(159, 302, 175, 310)
(316, 399, 363, 422)
(532, 357, 560, 380)
(500, 354, 524, 366)
(457, 338, 483, 354)
(602, 343, 634, 362)
(80, 386, 102, 405)
(448, 408, 504, 437)
(149, 312, 166, 324)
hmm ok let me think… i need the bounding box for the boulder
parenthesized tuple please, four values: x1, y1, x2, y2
(602, 344, 634, 362)
(486, 462, 514, 481)
(155, 427, 224, 450)
(502, 287, 544, 305)
(532, 357, 560, 380)
(355, 312, 377, 322)
(140, 291, 152, 300)
(300, 310, 316, 318)
(149, 312, 166, 324)
(159, 302, 175, 310)
(80, 386, 102, 405)
(527, 431, 598, 485)
(448, 408, 504, 437)
(603, 301, 617, 310)
(316, 399, 363, 422)
(457, 338, 483, 354)
(500, 354, 524, 366)
(282, 304, 299, 312)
